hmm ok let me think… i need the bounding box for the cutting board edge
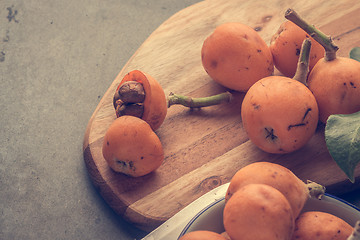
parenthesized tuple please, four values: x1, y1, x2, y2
(82, 0, 360, 232)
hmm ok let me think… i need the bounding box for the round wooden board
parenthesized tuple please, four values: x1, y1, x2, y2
(83, 0, 360, 231)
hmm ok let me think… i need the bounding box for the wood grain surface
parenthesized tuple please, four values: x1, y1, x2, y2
(83, 0, 360, 231)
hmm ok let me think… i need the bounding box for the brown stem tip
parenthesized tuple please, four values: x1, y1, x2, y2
(307, 180, 326, 200)
(285, 8, 339, 61)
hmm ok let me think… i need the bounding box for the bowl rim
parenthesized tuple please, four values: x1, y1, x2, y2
(177, 193, 360, 239)
(178, 196, 225, 239)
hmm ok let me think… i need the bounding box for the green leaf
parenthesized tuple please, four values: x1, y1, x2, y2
(325, 111, 360, 183)
(349, 47, 360, 62)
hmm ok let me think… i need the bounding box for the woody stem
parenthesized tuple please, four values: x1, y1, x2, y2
(293, 38, 311, 85)
(285, 8, 339, 61)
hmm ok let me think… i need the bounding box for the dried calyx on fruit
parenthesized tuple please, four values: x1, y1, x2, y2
(113, 81, 146, 118)
(113, 70, 233, 131)
(113, 70, 168, 131)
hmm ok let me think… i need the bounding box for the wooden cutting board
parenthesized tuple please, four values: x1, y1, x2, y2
(83, 0, 360, 231)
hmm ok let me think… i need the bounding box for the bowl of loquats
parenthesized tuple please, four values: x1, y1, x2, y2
(178, 162, 360, 240)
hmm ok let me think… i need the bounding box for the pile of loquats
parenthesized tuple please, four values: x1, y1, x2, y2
(102, 8, 360, 177)
(179, 162, 359, 240)
(101, 8, 360, 239)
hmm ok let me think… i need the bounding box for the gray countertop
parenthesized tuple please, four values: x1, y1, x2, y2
(1, 1, 359, 239)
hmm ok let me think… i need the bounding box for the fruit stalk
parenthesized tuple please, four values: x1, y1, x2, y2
(293, 38, 311, 85)
(285, 8, 339, 61)
(167, 91, 232, 108)
(348, 221, 360, 240)
(306, 180, 326, 200)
